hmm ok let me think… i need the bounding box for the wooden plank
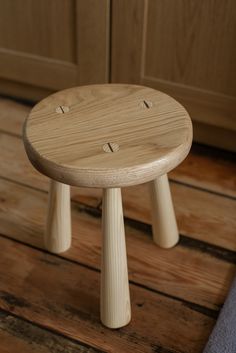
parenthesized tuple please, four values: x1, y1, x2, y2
(0, 178, 234, 311)
(111, 0, 145, 83)
(0, 311, 101, 353)
(0, 79, 53, 102)
(0, 98, 31, 136)
(76, 0, 110, 84)
(0, 97, 235, 197)
(111, 0, 236, 151)
(0, 48, 77, 90)
(0, 235, 215, 352)
(144, 1, 236, 98)
(121, 182, 236, 251)
(170, 144, 236, 198)
(0, 132, 235, 251)
(0, 130, 102, 208)
(193, 121, 236, 153)
(142, 77, 236, 152)
(142, 77, 236, 132)
(0, 0, 76, 62)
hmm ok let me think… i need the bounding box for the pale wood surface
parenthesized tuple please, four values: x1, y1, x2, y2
(150, 174, 179, 248)
(101, 188, 131, 328)
(0, 98, 236, 352)
(45, 180, 71, 253)
(1, 129, 235, 251)
(23, 84, 192, 188)
(0, 98, 235, 196)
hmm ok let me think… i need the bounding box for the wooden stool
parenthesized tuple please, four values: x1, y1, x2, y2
(23, 84, 192, 329)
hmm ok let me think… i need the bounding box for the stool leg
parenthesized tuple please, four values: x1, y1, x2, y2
(45, 179, 71, 253)
(149, 174, 179, 248)
(101, 188, 131, 328)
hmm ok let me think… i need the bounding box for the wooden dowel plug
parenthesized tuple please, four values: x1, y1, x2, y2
(149, 174, 179, 248)
(45, 179, 71, 253)
(101, 188, 131, 328)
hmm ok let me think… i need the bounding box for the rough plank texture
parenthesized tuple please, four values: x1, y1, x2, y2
(0, 236, 215, 353)
(0, 132, 235, 251)
(0, 97, 235, 352)
(0, 178, 234, 311)
(0, 311, 100, 353)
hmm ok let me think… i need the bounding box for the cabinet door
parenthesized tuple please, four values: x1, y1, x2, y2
(0, 0, 110, 100)
(111, 0, 236, 150)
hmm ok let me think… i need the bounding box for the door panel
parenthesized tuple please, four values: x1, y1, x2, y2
(111, 0, 236, 150)
(0, 0, 76, 62)
(0, 0, 110, 98)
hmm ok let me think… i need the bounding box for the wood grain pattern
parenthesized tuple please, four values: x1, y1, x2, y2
(0, 236, 215, 353)
(0, 178, 234, 311)
(0, 131, 235, 250)
(111, 0, 236, 150)
(0, 98, 235, 352)
(1, 98, 235, 197)
(150, 174, 179, 248)
(0, 132, 102, 207)
(0, 0, 76, 62)
(0, 48, 78, 90)
(23, 84, 192, 188)
(111, 0, 145, 83)
(0, 312, 99, 353)
(146, 0, 236, 96)
(76, 0, 110, 85)
(170, 144, 236, 198)
(121, 183, 236, 252)
(101, 188, 131, 328)
(0, 1, 109, 99)
(0, 99, 31, 135)
(45, 180, 71, 253)
(142, 77, 236, 132)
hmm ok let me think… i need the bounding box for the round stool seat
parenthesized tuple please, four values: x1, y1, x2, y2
(23, 84, 192, 188)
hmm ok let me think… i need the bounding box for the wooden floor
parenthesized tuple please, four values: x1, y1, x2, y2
(0, 97, 235, 353)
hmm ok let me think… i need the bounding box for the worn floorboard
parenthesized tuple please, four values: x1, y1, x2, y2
(0, 98, 235, 352)
(0, 178, 234, 312)
(0, 132, 235, 251)
(0, 311, 100, 353)
(0, 236, 214, 353)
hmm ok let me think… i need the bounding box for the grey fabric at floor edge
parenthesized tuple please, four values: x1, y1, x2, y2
(204, 275, 236, 353)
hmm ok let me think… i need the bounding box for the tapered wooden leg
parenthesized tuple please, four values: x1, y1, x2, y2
(101, 188, 131, 329)
(149, 174, 179, 248)
(45, 179, 71, 253)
